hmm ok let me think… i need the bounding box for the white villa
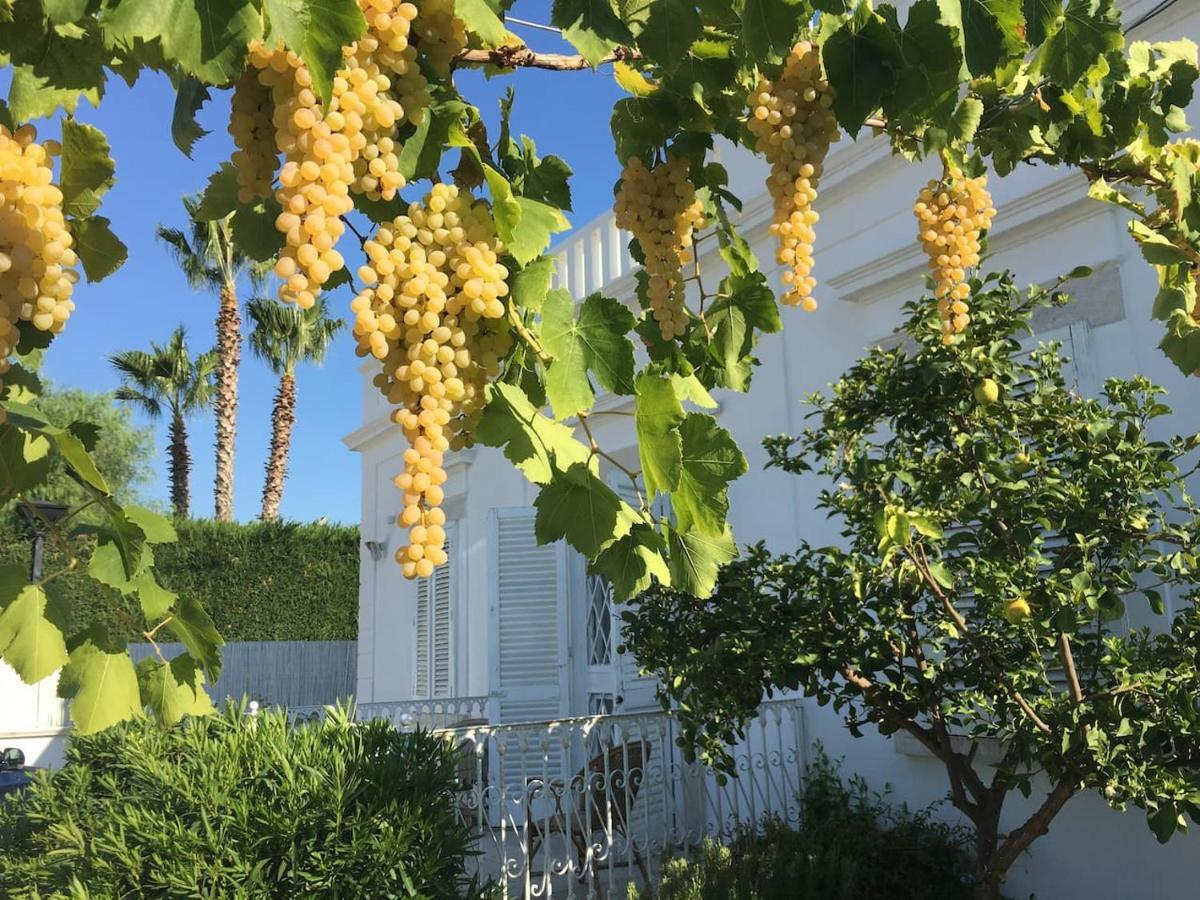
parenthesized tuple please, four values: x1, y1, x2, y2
(344, 1, 1200, 896)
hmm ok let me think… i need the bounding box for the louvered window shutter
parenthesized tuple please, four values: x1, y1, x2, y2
(415, 522, 455, 699)
(491, 508, 568, 724)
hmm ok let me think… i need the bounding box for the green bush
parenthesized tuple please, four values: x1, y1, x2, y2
(0, 518, 359, 642)
(0, 704, 487, 898)
(630, 750, 974, 900)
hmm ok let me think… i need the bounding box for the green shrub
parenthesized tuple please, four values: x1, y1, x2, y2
(630, 750, 974, 900)
(0, 704, 487, 898)
(0, 517, 359, 642)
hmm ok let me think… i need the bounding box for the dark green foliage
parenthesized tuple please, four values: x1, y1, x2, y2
(629, 750, 974, 900)
(0, 704, 487, 898)
(625, 275, 1200, 889)
(0, 518, 359, 642)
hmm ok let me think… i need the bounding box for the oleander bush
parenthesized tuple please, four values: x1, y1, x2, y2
(0, 703, 488, 898)
(629, 749, 974, 900)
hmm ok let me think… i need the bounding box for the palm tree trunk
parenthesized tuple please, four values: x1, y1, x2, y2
(168, 410, 191, 518)
(213, 280, 240, 522)
(260, 372, 296, 521)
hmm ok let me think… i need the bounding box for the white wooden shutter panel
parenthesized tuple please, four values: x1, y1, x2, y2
(490, 508, 570, 786)
(415, 523, 455, 699)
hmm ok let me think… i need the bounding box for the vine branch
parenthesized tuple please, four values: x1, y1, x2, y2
(454, 44, 642, 71)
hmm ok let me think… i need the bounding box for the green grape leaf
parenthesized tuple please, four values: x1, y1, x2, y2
(635, 371, 685, 498)
(195, 163, 239, 221)
(58, 629, 142, 734)
(667, 524, 737, 597)
(483, 163, 522, 239)
(137, 654, 215, 726)
(0, 426, 52, 497)
(944, 0, 1026, 77)
(542, 290, 636, 419)
(42, 0, 91, 24)
(52, 428, 110, 494)
(87, 538, 143, 592)
(71, 215, 127, 282)
(0, 565, 25, 606)
(742, 0, 804, 61)
(823, 2, 904, 135)
(535, 462, 637, 557)
(507, 198, 571, 267)
(1129, 221, 1192, 265)
(510, 256, 556, 313)
(524, 155, 574, 213)
(0, 585, 69, 685)
(949, 95, 984, 143)
(671, 373, 717, 408)
(589, 524, 671, 603)
(670, 413, 748, 536)
(165, 594, 223, 682)
(103, 0, 262, 85)
(262, 0, 366, 108)
(170, 76, 211, 157)
(230, 196, 285, 262)
(131, 571, 177, 621)
(455, 0, 508, 46)
(551, 0, 634, 67)
(639, 0, 702, 74)
(725, 272, 783, 333)
(1034, 0, 1121, 87)
(398, 97, 469, 183)
(705, 300, 751, 391)
(7, 61, 102, 122)
(1023, 0, 1061, 47)
(475, 382, 593, 485)
(124, 506, 177, 544)
(59, 120, 115, 218)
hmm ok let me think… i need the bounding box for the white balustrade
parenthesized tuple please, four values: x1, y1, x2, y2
(550, 212, 637, 299)
(285, 695, 489, 731)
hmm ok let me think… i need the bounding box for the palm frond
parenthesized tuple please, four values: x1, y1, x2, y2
(112, 385, 163, 419)
(111, 325, 216, 421)
(246, 297, 344, 375)
(156, 225, 223, 291)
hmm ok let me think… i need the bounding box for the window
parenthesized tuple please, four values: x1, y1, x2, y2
(414, 523, 454, 698)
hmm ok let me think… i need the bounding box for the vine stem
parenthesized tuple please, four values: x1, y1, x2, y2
(454, 44, 642, 71)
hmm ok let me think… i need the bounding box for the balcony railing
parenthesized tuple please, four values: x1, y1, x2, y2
(285, 695, 805, 898)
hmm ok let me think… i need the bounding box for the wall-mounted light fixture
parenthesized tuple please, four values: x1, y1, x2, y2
(364, 538, 388, 562)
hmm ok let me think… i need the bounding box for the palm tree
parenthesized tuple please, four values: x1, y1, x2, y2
(246, 297, 343, 521)
(157, 195, 270, 522)
(110, 326, 218, 519)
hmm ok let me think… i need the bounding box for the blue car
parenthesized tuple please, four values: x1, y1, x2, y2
(0, 747, 40, 800)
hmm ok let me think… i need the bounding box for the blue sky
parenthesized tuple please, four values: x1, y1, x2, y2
(27, 1, 623, 525)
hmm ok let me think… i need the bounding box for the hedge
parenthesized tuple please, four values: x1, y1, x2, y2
(0, 518, 360, 642)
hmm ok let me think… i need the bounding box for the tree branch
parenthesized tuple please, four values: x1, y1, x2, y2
(991, 778, 1078, 875)
(454, 44, 642, 71)
(1057, 632, 1085, 705)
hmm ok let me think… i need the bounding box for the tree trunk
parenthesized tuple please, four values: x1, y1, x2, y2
(970, 779, 1077, 899)
(213, 280, 240, 522)
(168, 410, 191, 519)
(260, 372, 295, 521)
(973, 808, 1003, 900)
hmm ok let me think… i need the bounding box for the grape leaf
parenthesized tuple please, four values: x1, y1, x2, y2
(639, 0, 702, 74)
(165, 594, 223, 682)
(823, 2, 904, 135)
(670, 413, 748, 537)
(541, 290, 636, 419)
(1034, 0, 1122, 87)
(635, 371, 685, 498)
(524, 154, 574, 213)
(0, 585, 69, 685)
(58, 630, 143, 734)
(137, 654, 215, 726)
(42, 0, 90, 24)
(103, 0, 262, 85)
(552, 0, 634, 67)
(171, 76, 211, 157)
(667, 524, 737, 597)
(535, 462, 638, 557)
(132, 572, 177, 622)
(455, 0, 508, 46)
(1023, 0, 1062, 47)
(262, 0, 366, 108)
(397, 97, 469, 183)
(507, 198, 570, 267)
(53, 428, 110, 494)
(231, 196, 285, 262)
(71, 216, 128, 282)
(195, 163, 239, 221)
(8, 64, 101, 121)
(59, 120, 115, 218)
(0, 426, 51, 497)
(741, 0, 804, 61)
(589, 524, 671, 603)
(124, 506, 177, 544)
(943, 0, 1026, 78)
(475, 382, 593, 485)
(510, 256, 556, 313)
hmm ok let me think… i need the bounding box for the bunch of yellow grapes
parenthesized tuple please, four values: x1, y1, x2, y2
(613, 156, 704, 340)
(228, 0, 460, 311)
(913, 166, 996, 343)
(0, 124, 78, 417)
(350, 184, 511, 578)
(747, 40, 839, 311)
(411, 0, 468, 74)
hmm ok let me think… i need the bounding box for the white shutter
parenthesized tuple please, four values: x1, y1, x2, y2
(415, 522, 456, 699)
